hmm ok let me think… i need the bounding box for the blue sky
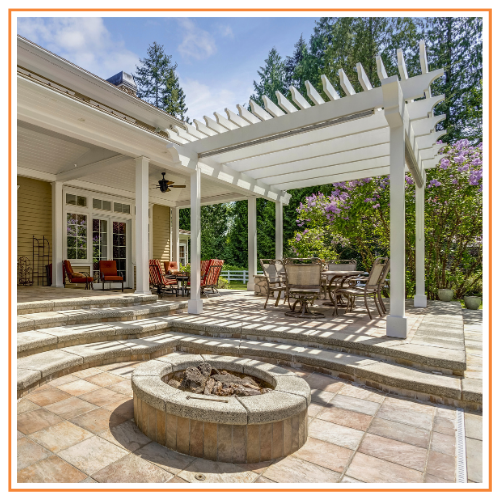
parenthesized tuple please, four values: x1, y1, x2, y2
(17, 16, 320, 120)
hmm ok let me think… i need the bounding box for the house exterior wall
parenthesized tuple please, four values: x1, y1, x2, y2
(152, 204, 171, 262)
(17, 175, 52, 272)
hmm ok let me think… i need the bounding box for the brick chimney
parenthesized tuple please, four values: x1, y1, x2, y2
(106, 71, 137, 97)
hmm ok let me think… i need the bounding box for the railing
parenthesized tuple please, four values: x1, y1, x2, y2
(220, 270, 263, 284)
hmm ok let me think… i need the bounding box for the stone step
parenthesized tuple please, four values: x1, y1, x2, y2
(17, 293, 158, 315)
(17, 331, 481, 410)
(17, 301, 187, 333)
(16, 311, 466, 376)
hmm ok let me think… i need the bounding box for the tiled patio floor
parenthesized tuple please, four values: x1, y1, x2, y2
(17, 358, 478, 484)
(16, 287, 483, 484)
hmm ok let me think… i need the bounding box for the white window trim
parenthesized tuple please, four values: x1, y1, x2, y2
(63, 186, 135, 267)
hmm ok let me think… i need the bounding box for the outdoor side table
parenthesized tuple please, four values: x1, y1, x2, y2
(175, 275, 190, 297)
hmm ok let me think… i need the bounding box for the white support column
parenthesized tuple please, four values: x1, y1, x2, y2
(134, 156, 151, 295)
(188, 166, 203, 313)
(171, 206, 180, 264)
(247, 197, 257, 291)
(414, 171, 427, 307)
(387, 123, 408, 337)
(383, 79, 408, 338)
(51, 181, 64, 287)
(275, 200, 283, 260)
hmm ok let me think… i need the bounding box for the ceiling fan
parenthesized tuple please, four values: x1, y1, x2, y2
(155, 172, 186, 193)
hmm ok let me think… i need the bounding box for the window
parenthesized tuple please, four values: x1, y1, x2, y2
(114, 202, 130, 214)
(66, 193, 87, 207)
(67, 213, 87, 259)
(93, 198, 112, 211)
(179, 244, 186, 265)
(92, 219, 108, 274)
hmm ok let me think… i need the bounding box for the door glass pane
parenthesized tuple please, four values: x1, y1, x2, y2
(67, 213, 87, 260)
(93, 218, 108, 276)
(113, 221, 127, 281)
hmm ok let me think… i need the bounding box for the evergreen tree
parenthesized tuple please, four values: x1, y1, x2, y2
(134, 42, 189, 121)
(425, 17, 483, 143)
(249, 47, 288, 107)
(285, 34, 309, 93)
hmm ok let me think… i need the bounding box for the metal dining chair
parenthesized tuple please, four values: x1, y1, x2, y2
(283, 258, 324, 318)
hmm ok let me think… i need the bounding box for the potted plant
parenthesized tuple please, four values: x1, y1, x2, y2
(464, 283, 483, 310)
(437, 288, 454, 302)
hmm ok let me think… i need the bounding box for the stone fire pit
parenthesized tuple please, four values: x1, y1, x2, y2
(132, 354, 310, 463)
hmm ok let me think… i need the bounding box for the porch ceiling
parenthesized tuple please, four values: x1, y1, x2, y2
(17, 121, 247, 207)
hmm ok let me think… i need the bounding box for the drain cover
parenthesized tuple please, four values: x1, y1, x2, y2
(194, 474, 206, 481)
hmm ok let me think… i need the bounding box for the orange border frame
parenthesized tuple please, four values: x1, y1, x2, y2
(7, 8, 493, 492)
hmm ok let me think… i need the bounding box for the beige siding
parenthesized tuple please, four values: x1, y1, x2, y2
(17, 176, 52, 267)
(152, 205, 171, 262)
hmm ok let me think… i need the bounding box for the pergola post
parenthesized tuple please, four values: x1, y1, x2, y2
(247, 197, 257, 291)
(414, 171, 427, 307)
(188, 166, 203, 313)
(134, 156, 151, 295)
(275, 200, 283, 260)
(171, 206, 180, 264)
(383, 79, 408, 338)
(51, 181, 64, 287)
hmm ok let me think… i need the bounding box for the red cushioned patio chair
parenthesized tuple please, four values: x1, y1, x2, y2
(164, 261, 179, 275)
(201, 259, 224, 297)
(149, 259, 177, 297)
(62, 260, 94, 290)
(99, 260, 124, 292)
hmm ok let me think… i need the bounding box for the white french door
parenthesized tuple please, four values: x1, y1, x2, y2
(92, 216, 130, 288)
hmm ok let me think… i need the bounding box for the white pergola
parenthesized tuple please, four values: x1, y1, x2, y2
(165, 41, 445, 339)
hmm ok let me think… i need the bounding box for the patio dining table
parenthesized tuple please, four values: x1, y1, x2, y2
(321, 270, 366, 307)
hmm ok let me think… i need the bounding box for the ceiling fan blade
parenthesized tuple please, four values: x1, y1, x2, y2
(167, 181, 175, 185)
(170, 185, 186, 188)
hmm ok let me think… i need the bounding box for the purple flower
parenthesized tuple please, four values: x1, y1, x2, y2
(440, 158, 450, 169)
(372, 204, 380, 209)
(451, 178, 458, 185)
(295, 234, 302, 242)
(472, 158, 482, 166)
(428, 179, 441, 188)
(454, 155, 466, 164)
(405, 175, 414, 185)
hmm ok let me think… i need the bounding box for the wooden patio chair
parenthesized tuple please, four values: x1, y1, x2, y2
(283, 258, 324, 318)
(99, 260, 124, 292)
(62, 260, 94, 290)
(149, 259, 177, 297)
(260, 259, 287, 308)
(340, 257, 389, 319)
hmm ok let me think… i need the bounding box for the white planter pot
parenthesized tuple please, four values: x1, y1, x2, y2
(438, 289, 454, 302)
(464, 296, 482, 310)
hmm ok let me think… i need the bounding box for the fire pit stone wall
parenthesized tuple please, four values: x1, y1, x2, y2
(132, 353, 311, 463)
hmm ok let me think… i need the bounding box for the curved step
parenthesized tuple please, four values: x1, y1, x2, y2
(17, 332, 481, 410)
(17, 301, 187, 333)
(17, 293, 158, 315)
(17, 310, 466, 377)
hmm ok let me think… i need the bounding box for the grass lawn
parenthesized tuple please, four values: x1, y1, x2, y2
(221, 281, 248, 291)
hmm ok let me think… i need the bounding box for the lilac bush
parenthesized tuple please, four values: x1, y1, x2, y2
(290, 140, 483, 299)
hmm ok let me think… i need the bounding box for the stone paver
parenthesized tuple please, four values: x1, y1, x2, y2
(466, 437, 482, 483)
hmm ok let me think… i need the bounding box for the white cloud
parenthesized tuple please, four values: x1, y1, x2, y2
(180, 76, 253, 122)
(17, 17, 140, 79)
(217, 24, 234, 39)
(177, 18, 217, 61)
